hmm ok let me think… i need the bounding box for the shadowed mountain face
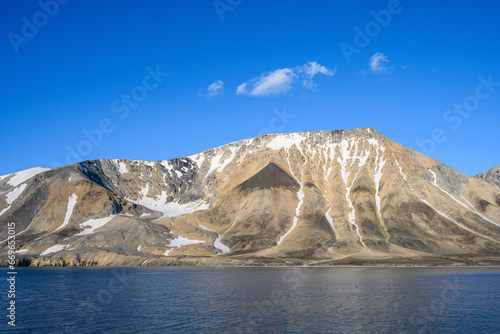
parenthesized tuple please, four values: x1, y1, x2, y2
(238, 163, 299, 191)
(1, 128, 500, 267)
(475, 165, 500, 189)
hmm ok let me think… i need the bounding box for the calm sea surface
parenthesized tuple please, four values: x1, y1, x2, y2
(1, 267, 499, 333)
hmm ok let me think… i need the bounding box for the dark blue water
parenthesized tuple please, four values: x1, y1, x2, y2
(1, 267, 499, 333)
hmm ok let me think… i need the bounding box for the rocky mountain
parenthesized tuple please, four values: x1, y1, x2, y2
(475, 165, 500, 189)
(1, 128, 500, 266)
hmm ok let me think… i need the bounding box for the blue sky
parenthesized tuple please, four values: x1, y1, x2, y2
(1, 0, 499, 176)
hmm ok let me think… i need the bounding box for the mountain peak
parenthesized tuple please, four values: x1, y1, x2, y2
(238, 163, 299, 191)
(475, 165, 500, 188)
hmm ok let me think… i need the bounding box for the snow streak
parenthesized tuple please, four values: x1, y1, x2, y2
(372, 142, 388, 242)
(393, 156, 490, 239)
(199, 224, 230, 254)
(429, 170, 500, 228)
(0, 184, 27, 217)
(322, 144, 338, 237)
(54, 193, 78, 232)
(337, 139, 366, 247)
(164, 236, 205, 256)
(277, 149, 305, 245)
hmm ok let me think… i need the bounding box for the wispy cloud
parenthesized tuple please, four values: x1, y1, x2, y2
(236, 62, 335, 97)
(237, 69, 295, 97)
(298, 62, 337, 90)
(369, 52, 391, 74)
(201, 79, 224, 99)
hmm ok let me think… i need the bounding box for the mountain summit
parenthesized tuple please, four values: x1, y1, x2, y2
(1, 128, 500, 266)
(475, 165, 500, 189)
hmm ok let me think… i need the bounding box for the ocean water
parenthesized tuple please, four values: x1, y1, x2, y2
(1, 267, 499, 333)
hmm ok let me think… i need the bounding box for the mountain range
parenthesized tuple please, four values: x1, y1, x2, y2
(1, 128, 500, 266)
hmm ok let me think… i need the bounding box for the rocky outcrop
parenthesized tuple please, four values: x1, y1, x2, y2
(475, 165, 500, 188)
(1, 128, 500, 266)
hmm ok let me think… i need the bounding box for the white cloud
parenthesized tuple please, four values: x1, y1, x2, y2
(369, 53, 390, 74)
(298, 62, 336, 89)
(236, 68, 295, 97)
(236, 61, 335, 97)
(201, 79, 224, 99)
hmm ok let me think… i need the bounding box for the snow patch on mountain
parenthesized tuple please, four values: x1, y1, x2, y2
(338, 139, 366, 247)
(225, 215, 239, 234)
(54, 193, 78, 232)
(322, 145, 338, 237)
(140, 183, 150, 198)
(217, 147, 238, 173)
(75, 215, 117, 236)
(41, 244, 69, 256)
(159, 161, 174, 173)
(373, 147, 388, 241)
(324, 205, 337, 237)
(204, 153, 223, 180)
(277, 151, 305, 245)
(164, 236, 205, 256)
(188, 153, 205, 168)
(267, 133, 306, 151)
(0, 184, 28, 217)
(6, 167, 51, 187)
(132, 186, 210, 219)
(199, 224, 230, 254)
(116, 161, 128, 175)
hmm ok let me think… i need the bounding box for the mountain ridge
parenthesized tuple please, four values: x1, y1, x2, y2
(475, 165, 500, 189)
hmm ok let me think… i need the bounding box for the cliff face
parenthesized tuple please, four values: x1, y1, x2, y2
(475, 165, 500, 189)
(2, 128, 500, 266)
